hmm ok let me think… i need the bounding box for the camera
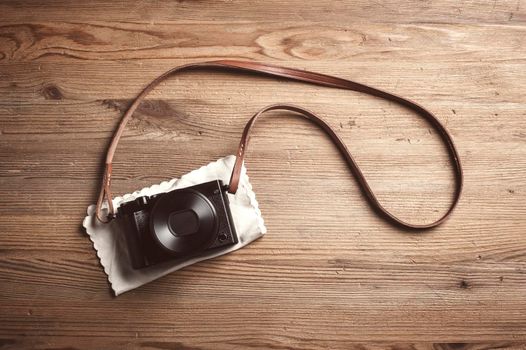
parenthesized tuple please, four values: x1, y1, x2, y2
(117, 180, 238, 269)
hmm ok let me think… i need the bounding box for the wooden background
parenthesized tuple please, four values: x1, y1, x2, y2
(0, 1, 525, 349)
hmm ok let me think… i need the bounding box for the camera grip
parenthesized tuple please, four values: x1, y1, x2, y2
(120, 211, 150, 269)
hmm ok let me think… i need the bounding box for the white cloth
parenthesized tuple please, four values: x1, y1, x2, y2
(83, 155, 266, 296)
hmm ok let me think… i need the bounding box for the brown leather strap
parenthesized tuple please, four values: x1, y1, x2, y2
(96, 60, 463, 229)
(228, 103, 462, 229)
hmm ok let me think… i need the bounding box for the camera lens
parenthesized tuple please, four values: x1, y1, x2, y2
(150, 188, 218, 255)
(168, 209, 199, 237)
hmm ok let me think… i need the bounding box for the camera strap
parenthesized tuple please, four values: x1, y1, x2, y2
(96, 60, 463, 230)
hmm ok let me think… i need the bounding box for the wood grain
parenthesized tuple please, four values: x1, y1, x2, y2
(0, 1, 525, 349)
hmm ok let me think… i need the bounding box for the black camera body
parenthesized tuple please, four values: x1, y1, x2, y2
(117, 180, 238, 269)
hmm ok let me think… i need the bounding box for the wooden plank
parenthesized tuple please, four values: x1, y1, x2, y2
(0, 22, 525, 62)
(0, 339, 525, 350)
(0, 0, 524, 24)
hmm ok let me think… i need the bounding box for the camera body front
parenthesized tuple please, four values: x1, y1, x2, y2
(117, 180, 238, 269)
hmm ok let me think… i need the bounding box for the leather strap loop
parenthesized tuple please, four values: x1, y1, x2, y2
(228, 104, 462, 230)
(95, 164, 114, 223)
(95, 60, 463, 230)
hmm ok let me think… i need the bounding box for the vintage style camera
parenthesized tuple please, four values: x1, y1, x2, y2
(117, 180, 238, 269)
